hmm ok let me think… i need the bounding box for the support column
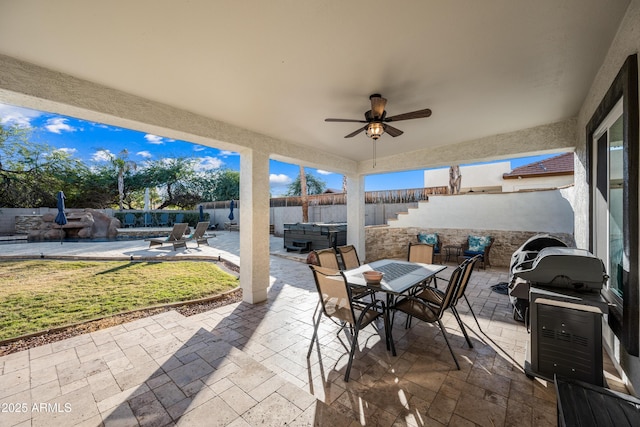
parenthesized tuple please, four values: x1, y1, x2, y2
(346, 174, 366, 260)
(239, 149, 271, 303)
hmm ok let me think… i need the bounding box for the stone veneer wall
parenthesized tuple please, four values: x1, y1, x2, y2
(364, 225, 575, 267)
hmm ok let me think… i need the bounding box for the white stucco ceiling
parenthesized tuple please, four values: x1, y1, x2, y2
(0, 0, 631, 168)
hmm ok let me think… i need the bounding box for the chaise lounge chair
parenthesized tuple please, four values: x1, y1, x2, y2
(145, 223, 189, 250)
(184, 221, 213, 247)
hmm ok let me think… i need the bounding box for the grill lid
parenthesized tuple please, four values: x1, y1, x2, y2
(513, 247, 607, 290)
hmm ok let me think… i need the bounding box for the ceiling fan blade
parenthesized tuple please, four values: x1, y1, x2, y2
(344, 126, 368, 138)
(384, 108, 432, 122)
(383, 124, 404, 137)
(325, 118, 368, 123)
(370, 94, 387, 119)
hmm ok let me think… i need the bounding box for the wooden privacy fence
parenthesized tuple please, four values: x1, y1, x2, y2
(200, 187, 447, 209)
(268, 186, 448, 207)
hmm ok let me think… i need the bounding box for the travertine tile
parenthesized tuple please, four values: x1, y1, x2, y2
(175, 396, 239, 426)
(241, 392, 302, 426)
(127, 389, 172, 427)
(3, 240, 626, 427)
(218, 384, 257, 415)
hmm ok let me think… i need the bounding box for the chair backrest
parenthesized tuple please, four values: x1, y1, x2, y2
(124, 213, 135, 224)
(160, 213, 169, 223)
(408, 242, 435, 264)
(417, 232, 440, 251)
(453, 255, 481, 304)
(144, 212, 153, 225)
(309, 265, 355, 324)
(464, 235, 493, 254)
(314, 248, 340, 270)
(437, 264, 465, 316)
(336, 245, 360, 270)
(168, 223, 189, 241)
(175, 213, 184, 223)
(191, 221, 209, 238)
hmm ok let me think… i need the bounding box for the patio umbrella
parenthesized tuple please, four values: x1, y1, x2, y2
(54, 191, 67, 244)
(228, 200, 235, 221)
(199, 205, 204, 222)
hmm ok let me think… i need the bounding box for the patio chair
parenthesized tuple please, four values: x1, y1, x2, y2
(408, 242, 437, 288)
(174, 213, 184, 225)
(145, 223, 189, 250)
(313, 248, 340, 270)
(336, 245, 361, 270)
(157, 213, 169, 227)
(411, 255, 483, 346)
(462, 235, 494, 269)
(319, 246, 372, 300)
(392, 263, 465, 370)
(417, 232, 441, 262)
(123, 213, 136, 228)
(307, 265, 387, 381)
(184, 221, 212, 247)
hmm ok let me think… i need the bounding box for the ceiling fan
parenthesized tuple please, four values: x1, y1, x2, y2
(325, 94, 432, 140)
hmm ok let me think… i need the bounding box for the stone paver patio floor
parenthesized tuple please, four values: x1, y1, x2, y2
(0, 232, 625, 426)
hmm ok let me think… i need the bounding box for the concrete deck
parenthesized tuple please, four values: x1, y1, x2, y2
(0, 231, 625, 426)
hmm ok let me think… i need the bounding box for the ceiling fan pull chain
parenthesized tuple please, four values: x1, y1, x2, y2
(373, 140, 377, 168)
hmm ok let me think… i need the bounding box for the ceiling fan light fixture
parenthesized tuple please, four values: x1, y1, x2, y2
(366, 122, 384, 139)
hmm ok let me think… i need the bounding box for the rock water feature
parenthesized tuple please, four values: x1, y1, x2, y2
(17, 209, 121, 241)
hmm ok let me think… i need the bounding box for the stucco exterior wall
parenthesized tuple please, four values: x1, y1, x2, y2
(424, 162, 511, 191)
(575, 0, 640, 395)
(268, 203, 419, 236)
(389, 189, 575, 234)
(502, 176, 574, 192)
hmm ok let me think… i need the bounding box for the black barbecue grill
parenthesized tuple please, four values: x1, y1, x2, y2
(508, 235, 610, 386)
(508, 234, 569, 321)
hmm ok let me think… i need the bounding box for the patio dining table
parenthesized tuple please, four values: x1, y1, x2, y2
(342, 259, 447, 356)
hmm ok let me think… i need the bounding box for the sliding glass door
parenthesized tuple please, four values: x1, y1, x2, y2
(593, 99, 624, 303)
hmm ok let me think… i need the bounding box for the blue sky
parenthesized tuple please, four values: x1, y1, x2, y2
(0, 102, 554, 196)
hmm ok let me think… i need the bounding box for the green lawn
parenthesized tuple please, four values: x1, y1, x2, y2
(0, 260, 238, 340)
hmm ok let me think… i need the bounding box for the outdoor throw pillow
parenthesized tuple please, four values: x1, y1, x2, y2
(468, 235, 491, 253)
(418, 232, 438, 246)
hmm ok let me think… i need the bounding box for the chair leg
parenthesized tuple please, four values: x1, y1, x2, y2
(344, 326, 360, 382)
(437, 319, 460, 370)
(307, 302, 322, 358)
(451, 307, 473, 348)
(404, 314, 413, 329)
(384, 309, 396, 356)
(464, 295, 482, 331)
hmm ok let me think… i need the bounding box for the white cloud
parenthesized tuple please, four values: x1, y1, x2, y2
(219, 150, 239, 157)
(45, 117, 75, 134)
(144, 134, 164, 144)
(136, 151, 153, 159)
(195, 156, 224, 171)
(316, 169, 332, 175)
(56, 147, 77, 155)
(269, 174, 293, 186)
(0, 104, 42, 127)
(92, 149, 113, 162)
(193, 146, 206, 152)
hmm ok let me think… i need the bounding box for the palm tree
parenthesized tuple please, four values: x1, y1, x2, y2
(300, 165, 309, 222)
(449, 165, 461, 194)
(111, 149, 137, 210)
